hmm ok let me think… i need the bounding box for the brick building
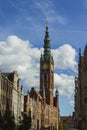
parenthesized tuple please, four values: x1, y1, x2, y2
(24, 21, 59, 130)
(74, 45, 87, 130)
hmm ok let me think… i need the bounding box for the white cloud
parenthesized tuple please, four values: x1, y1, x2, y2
(54, 73, 75, 97)
(69, 100, 74, 108)
(53, 44, 77, 72)
(0, 35, 76, 96)
(0, 35, 40, 91)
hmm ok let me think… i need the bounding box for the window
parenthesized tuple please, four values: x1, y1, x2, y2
(84, 97, 87, 104)
(44, 74, 48, 82)
(44, 74, 46, 81)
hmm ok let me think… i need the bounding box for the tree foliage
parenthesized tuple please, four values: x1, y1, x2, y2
(18, 111, 31, 130)
(59, 121, 63, 130)
(59, 121, 67, 130)
(1, 110, 16, 130)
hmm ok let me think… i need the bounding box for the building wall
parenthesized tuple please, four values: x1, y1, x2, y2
(74, 46, 87, 130)
(12, 71, 24, 124)
(0, 73, 13, 115)
(43, 105, 58, 130)
(0, 71, 24, 124)
(24, 89, 42, 129)
(74, 77, 80, 128)
(24, 87, 59, 130)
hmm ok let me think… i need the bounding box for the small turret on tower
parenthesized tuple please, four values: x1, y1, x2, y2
(55, 89, 59, 96)
(55, 89, 59, 107)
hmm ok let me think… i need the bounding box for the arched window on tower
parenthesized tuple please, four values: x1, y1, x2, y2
(44, 74, 47, 82)
(44, 74, 48, 82)
(42, 75, 44, 82)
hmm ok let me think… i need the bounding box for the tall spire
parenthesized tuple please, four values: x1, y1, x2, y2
(43, 18, 53, 61)
(44, 18, 50, 49)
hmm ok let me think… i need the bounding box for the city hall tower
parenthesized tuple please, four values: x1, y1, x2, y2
(40, 20, 54, 105)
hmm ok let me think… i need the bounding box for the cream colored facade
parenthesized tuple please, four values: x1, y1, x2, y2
(0, 71, 24, 124)
(12, 71, 24, 124)
(0, 73, 13, 115)
(43, 105, 58, 130)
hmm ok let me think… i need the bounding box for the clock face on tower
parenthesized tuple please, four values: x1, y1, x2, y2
(51, 64, 54, 72)
(42, 63, 48, 70)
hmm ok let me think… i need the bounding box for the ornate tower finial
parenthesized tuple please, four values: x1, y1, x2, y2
(44, 17, 50, 41)
(46, 17, 48, 27)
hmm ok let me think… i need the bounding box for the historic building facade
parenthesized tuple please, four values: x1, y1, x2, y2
(40, 21, 59, 130)
(74, 45, 87, 130)
(0, 71, 24, 124)
(24, 87, 42, 129)
(24, 22, 59, 130)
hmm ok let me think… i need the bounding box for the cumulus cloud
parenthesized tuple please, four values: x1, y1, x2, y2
(53, 44, 77, 72)
(0, 35, 77, 96)
(0, 35, 40, 91)
(54, 73, 75, 97)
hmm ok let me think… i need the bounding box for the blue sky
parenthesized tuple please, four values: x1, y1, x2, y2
(0, 0, 87, 116)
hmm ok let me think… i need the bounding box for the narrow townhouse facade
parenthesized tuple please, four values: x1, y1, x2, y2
(24, 87, 42, 129)
(0, 72, 13, 115)
(0, 71, 24, 124)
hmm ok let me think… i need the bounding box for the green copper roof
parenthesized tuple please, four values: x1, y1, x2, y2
(43, 20, 53, 61)
(44, 24, 50, 49)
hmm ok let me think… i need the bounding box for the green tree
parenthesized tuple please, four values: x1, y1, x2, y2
(63, 122, 67, 130)
(0, 113, 3, 129)
(1, 110, 16, 130)
(59, 121, 63, 130)
(18, 111, 32, 130)
(59, 121, 67, 130)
